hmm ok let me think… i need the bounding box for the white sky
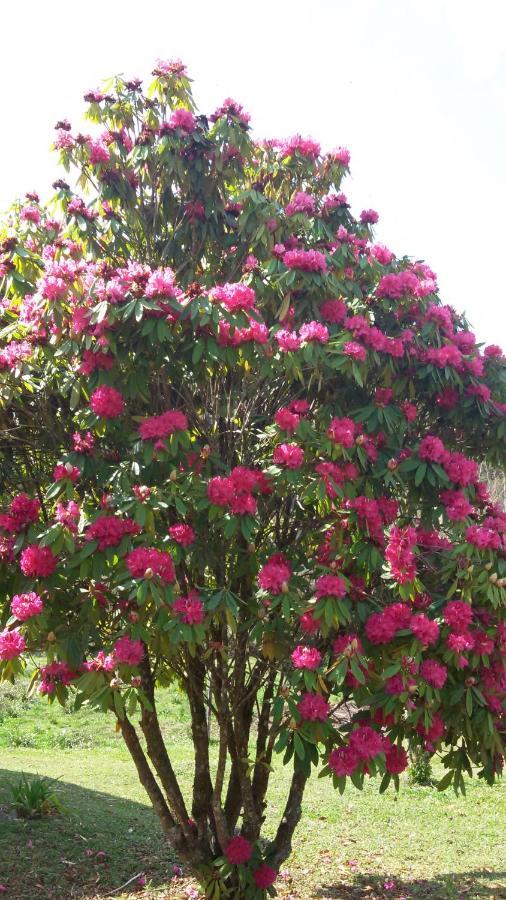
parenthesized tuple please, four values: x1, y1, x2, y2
(1, 0, 505, 346)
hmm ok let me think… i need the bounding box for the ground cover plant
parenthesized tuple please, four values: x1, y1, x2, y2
(0, 58, 505, 899)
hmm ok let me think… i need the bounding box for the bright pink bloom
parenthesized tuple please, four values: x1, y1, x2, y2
(329, 745, 360, 776)
(285, 191, 316, 217)
(300, 610, 319, 634)
(343, 341, 366, 361)
(258, 554, 291, 594)
(276, 329, 302, 352)
(420, 659, 447, 689)
(145, 267, 180, 298)
(86, 516, 141, 550)
(275, 407, 300, 432)
(10, 592, 43, 621)
(299, 321, 329, 344)
(297, 691, 330, 721)
(90, 385, 125, 418)
(0, 628, 26, 660)
(443, 600, 473, 633)
(314, 574, 346, 600)
(418, 435, 447, 463)
(167, 108, 196, 132)
(212, 282, 256, 312)
(360, 209, 379, 224)
(139, 409, 188, 441)
(253, 865, 277, 889)
(291, 645, 322, 670)
(410, 614, 439, 646)
(273, 443, 304, 469)
(53, 463, 80, 482)
(349, 726, 385, 759)
(327, 416, 356, 448)
(173, 591, 204, 625)
(385, 526, 417, 584)
(320, 298, 347, 324)
(113, 636, 144, 666)
(385, 744, 409, 774)
(224, 835, 252, 865)
(20, 545, 57, 578)
(126, 547, 175, 583)
(168, 524, 195, 547)
(283, 248, 327, 272)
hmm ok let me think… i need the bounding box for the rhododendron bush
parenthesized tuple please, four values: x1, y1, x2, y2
(1, 59, 505, 898)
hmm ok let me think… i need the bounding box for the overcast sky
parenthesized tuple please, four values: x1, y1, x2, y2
(1, 0, 504, 346)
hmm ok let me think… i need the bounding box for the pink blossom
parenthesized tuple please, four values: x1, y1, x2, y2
(291, 645, 322, 670)
(86, 516, 141, 550)
(410, 614, 439, 646)
(90, 386, 125, 419)
(258, 554, 291, 594)
(212, 282, 256, 312)
(285, 191, 316, 217)
(418, 435, 447, 463)
(273, 443, 304, 469)
(348, 725, 385, 759)
(225, 835, 252, 865)
(385, 744, 409, 774)
(168, 524, 195, 546)
(0, 627, 26, 660)
(327, 416, 356, 448)
(343, 341, 366, 361)
(10, 592, 43, 621)
(360, 209, 379, 224)
(126, 547, 175, 583)
(314, 574, 346, 600)
(420, 659, 447, 689)
(320, 298, 347, 324)
(297, 691, 330, 721)
(253, 865, 277, 889)
(173, 591, 205, 625)
(113, 636, 144, 666)
(283, 249, 327, 272)
(275, 407, 300, 432)
(20, 545, 57, 578)
(329, 745, 359, 776)
(139, 410, 188, 441)
(276, 329, 302, 352)
(443, 600, 473, 633)
(299, 321, 329, 344)
(167, 108, 196, 132)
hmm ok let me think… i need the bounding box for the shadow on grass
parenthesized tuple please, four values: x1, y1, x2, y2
(0, 767, 177, 899)
(313, 869, 506, 899)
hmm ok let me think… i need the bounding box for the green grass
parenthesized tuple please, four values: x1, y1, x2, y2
(0, 675, 505, 899)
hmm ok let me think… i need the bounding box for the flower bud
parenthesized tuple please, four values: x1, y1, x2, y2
(281, 581, 289, 594)
(131, 675, 142, 688)
(47, 631, 56, 642)
(489, 573, 498, 584)
(169, 469, 178, 482)
(387, 458, 398, 471)
(110, 677, 122, 690)
(355, 433, 365, 446)
(247, 542, 256, 554)
(128, 611, 140, 623)
(484, 562, 493, 571)
(143, 567, 154, 580)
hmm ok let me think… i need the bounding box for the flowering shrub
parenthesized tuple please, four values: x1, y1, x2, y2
(0, 59, 505, 899)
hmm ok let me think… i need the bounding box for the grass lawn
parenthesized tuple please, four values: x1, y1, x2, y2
(0, 676, 505, 899)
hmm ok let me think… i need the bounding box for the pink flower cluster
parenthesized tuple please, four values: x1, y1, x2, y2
(365, 602, 412, 645)
(168, 523, 195, 546)
(139, 409, 189, 441)
(0, 493, 40, 534)
(211, 282, 256, 312)
(273, 443, 304, 469)
(113, 636, 144, 666)
(327, 416, 357, 448)
(20, 544, 57, 578)
(297, 691, 330, 721)
(126, 547, 176, 583)
(314, 574, 347, 600)
(291, 645, 322, 670)
(285, 191, 316, 217)
(0, 627, 26, 660)
(10, 592, 44, 621)
(208, 466, 270, 516)
(90, 386, 125, 419)
(173, 591, 205, 625)
(384, 526, 417, 583)
(282, 248, 327, 272)
(258, 553, 291, 594)
(86, 516, 141, 550)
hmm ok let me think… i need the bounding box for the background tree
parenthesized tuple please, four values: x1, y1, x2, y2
(0, 59, 505, 899)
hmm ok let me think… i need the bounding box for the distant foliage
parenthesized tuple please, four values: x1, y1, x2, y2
(0, 58, 504, 898)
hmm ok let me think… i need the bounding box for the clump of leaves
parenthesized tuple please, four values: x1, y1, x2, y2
(9, 773, 62, 818)
(408, 749, 434, 787)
